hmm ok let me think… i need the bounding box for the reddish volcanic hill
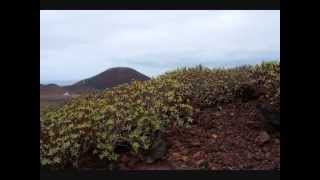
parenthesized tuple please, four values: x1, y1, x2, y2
(41, 67, 150, 95)
(64, 67, 150, 93)
(40, 84, 66, 96)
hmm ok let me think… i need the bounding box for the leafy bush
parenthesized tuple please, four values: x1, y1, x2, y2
(251, 61, 280, 111)
(40, 78, 193, 168)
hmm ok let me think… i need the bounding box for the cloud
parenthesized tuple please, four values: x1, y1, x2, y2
(40, 10, 280, 84)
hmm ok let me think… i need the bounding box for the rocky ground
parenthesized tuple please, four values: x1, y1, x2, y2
(116, 100, 280, 170)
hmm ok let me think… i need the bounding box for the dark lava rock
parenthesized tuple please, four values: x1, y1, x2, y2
(246, 152, 254, 159)
(145, 131, 168, 163)
(256, 103, 280, 131)
(196, 159, 209, 169)
(114, 141, 131, 153)
(255, 131, 271, 145)
(273, 161, 280, 170)
(236, 80, 264, 102)
(145, 140, 168, 163)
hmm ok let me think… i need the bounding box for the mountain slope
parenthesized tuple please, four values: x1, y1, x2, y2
(40, 84, 66, 96)
(65, 67, 150, 92)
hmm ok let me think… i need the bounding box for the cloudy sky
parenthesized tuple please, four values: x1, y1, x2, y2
(40, 10, 280, 85)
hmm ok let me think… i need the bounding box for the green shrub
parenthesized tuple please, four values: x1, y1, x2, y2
(40, 78, 193, 168)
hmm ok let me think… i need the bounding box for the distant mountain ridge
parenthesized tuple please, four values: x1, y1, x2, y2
(40, 83, 66, 96)
(41, 67, 150, 95)
(66, 67, 150, 90)
(41, 80, 76, 86)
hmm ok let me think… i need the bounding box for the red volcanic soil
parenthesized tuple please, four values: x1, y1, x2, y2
(116, 100, 280, 170)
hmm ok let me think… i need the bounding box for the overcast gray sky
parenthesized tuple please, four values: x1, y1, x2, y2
(40, 10, 280, 85)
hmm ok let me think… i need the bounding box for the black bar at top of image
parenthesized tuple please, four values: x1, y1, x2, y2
(40, 0, 280, 10)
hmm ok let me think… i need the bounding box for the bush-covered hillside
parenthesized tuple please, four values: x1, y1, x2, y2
(40, 61, 280, 169)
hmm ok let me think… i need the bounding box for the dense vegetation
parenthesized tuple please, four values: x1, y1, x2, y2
(40, 61, 280, 169)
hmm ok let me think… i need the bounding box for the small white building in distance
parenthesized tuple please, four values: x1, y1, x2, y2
(63, 92, 70, 96)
